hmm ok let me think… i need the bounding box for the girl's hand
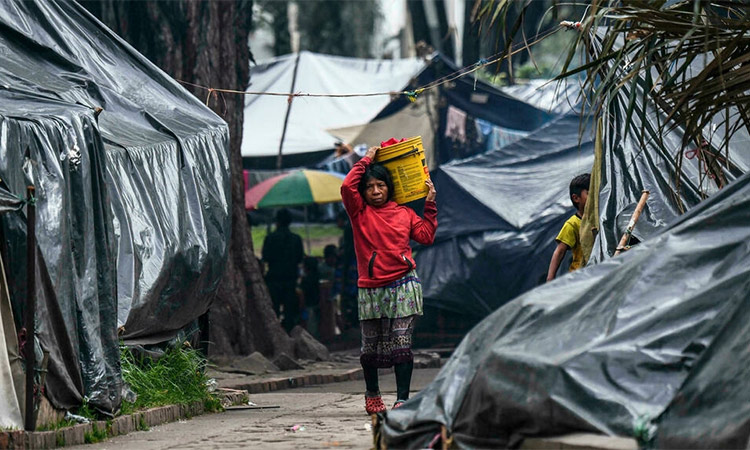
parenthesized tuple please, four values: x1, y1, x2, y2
(425, 179, 436, 202)
(365, 146, 379, 160)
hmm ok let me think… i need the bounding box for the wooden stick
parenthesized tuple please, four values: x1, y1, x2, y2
(614, 190, 650, 256)
(24, 185, 36, 432)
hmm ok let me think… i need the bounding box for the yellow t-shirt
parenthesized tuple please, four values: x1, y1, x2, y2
(556, 214, 583, 271)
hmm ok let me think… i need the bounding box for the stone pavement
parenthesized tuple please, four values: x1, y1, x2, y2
(67, 369, 442, 450)
(209, 348, 442, 395)
(11, 347, 637, 449)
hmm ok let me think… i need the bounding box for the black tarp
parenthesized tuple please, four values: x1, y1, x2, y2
(0, 0, 230, 414)
(379, 31, 750, 449)
(414, 110, 595, 319)
(380, 167, 750, 449)
(0, 186, 23, 213)
(374, 53, 555, 167)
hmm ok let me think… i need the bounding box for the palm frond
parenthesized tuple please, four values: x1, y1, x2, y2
(476, 0, 750, 192)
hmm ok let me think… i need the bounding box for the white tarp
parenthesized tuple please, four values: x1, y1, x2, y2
(329, 89, 439, 170)
(242, 51, 425, 158)
(0, 252, 23, 429)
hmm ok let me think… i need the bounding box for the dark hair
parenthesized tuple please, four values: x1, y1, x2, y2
(569, 173, 591, 208)
(324, 244, 337, 259)
(358, 163, 395, 203)
(275, 208, 292, 227)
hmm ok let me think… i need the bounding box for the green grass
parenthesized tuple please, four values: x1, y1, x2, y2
(84, 423, 107, 444)
(35, 344, 219, 438)
(121, 344, 222, 414)
(36, 418, 77, 432)
(252, 223, 341, 257)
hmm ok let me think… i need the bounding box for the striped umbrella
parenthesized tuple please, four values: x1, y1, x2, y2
(245, 169, 346, 210)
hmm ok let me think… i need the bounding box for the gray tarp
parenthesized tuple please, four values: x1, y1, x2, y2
(378, 30, 750, 449)
(0, 0, 230, 414)
(380, 168, 750, 449)
(414, 110, 595, 319)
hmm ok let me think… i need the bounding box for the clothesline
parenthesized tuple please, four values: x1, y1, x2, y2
(178, 23, 569, 106)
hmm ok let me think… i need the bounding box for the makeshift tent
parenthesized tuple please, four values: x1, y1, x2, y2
(410, 49, 747, 325)
(379, 169, 750, 448)
(0, 0, 230, 415)
(378, 32, 750, 449)
(335, 53, 555, 169)
(241, 51, 425, 169)
(414, 110, 595, 320)
(588, 42, 749, 263)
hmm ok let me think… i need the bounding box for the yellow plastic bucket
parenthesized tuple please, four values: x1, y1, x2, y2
(375, 136, 430, 204)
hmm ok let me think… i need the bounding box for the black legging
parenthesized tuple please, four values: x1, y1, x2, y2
(394, 361, 413, 401)
(363, 361, 414, 401)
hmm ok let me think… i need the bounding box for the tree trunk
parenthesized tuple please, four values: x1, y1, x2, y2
(82, 0, 293, 358)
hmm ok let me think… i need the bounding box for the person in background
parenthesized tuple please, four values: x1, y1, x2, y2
(262, 208, 304, 332)
(335, 141, 353, 158)
(299, 256, 321, 338)
(333, 210, 359, 329)
(317, 244, 339, 341)
(547, 173, 590, 281)
(341, 144, 438, 414)
(320, 244, 338, 282)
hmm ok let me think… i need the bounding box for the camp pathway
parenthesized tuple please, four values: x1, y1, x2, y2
(67, 368, 441, 449)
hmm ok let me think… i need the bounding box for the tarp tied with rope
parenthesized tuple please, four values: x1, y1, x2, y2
(0, 0, 230, 414)
(241, 51, 426, 166)
(379, 169, 750, 448)
(377, 25, 750, 449)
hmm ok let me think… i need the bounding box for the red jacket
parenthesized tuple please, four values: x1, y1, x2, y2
(341, 156, 438, 288)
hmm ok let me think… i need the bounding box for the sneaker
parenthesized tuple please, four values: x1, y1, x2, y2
(365, 395, 386, 414)
(392, 400, 406, 409)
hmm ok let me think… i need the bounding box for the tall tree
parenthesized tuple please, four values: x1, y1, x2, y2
(257, 0, 292, 55)
(297, 0, 381, 57)
(82, 0, 293, 358)
(408, 0, 454, 58)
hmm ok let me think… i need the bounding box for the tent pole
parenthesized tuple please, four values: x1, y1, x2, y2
(304, 205, 311, 254)
(276, 52, 302, 170)
(24, 185, 36, 431)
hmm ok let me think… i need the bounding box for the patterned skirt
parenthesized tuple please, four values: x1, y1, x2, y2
(358, 270, 423, 368)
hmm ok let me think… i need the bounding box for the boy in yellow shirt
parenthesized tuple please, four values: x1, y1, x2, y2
(546, 173, 590, 282)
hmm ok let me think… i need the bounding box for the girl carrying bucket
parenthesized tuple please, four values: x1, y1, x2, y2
(340, 142, 437, 414)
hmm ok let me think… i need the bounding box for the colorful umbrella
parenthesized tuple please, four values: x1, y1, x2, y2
(245, 169, 346, 210)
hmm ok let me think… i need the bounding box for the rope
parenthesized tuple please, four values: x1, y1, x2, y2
(178, 24, 565, 103)
(560, 20, 582, 30)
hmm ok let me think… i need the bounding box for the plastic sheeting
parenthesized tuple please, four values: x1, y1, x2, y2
(380, 33, 750, 449)
(242, 51, 425, 158)
(0, 92, 119, 414)
(500, 78, 582, 115)
(589, 34, 748, 262)
(380, 169, 750, 449)
(0, 187, 23, 213)
(374, 54, 554, 167)
(0, 0, 230, 414)
(415, 110, 595, 318)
